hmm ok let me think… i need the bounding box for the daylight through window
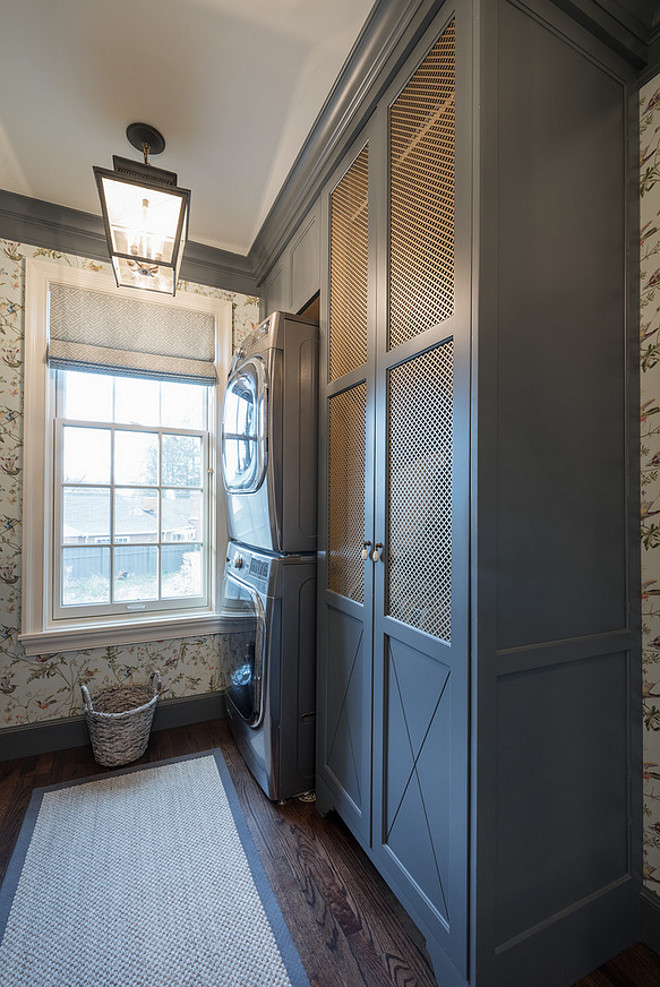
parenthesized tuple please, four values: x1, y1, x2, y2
(53, 369, 211, 618)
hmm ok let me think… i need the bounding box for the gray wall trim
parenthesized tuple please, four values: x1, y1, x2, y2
(550, 0, 654, 66)
(0, 692, 225, 763)
(639, 36, 660, 83)
(180, 239, 257, 296)
(0, 189, 257, 296)
(641, 887, 660, 954)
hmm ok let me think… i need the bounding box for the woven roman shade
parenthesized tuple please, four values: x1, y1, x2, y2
(48, 283, 217, 383)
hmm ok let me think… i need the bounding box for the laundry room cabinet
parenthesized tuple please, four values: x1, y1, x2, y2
(315, 2, 640, 986)
(259, 201, 320, 319)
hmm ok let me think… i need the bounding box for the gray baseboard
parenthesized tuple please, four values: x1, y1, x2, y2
(641, 886, 660, 955)
(0, 692, 225, 762)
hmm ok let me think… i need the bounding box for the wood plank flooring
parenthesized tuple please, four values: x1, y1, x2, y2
(0, 717, 658, 987)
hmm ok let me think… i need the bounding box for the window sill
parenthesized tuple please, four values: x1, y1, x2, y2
(18, 612, 224, 657)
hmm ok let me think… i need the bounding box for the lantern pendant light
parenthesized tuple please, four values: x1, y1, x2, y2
(93, 123, 190, 296)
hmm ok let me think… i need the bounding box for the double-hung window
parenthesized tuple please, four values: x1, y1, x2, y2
(54, 370, 209, 617)
(20, 259, 232, 655)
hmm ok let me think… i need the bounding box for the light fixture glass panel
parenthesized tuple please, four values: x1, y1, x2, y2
(100, 176, 181, 264)
(112, 257, 175, 294)
(175, 201, 189, 280)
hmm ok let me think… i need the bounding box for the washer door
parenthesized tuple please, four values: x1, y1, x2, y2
(221, 357, 267, 494)
(219, 571, 266, 727)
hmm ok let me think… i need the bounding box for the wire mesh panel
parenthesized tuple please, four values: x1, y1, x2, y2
(328, 384, 367, 602)
(389, 19, 455, 349)
(329, 146, 369, 382)
(386, 341, 453, 640)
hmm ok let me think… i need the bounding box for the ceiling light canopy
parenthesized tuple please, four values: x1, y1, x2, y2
(93, 123, 190, 296)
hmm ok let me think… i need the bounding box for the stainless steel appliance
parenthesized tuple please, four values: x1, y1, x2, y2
(219, 542, 316, 801)
(221, 312, 318, 554)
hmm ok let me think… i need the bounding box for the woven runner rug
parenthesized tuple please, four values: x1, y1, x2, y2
(0, 750, 310, 987)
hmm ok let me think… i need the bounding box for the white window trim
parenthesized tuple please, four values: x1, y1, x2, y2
(20, 258, 232, 656)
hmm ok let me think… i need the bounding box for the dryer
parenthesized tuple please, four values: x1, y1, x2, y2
(221, 312, 318, 554)
(219, 542, 316, 801)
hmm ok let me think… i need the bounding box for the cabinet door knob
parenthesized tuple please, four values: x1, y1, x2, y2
(372, 542, 383, 563)
(361, 541, 372, 561)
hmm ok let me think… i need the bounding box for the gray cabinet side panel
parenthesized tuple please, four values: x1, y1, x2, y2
(495, 651, 630, 946)
(495, 1, 627, 649)
(476, 2, 639, 984)
(290, 203, 321, 315)
(260, 258, 291, 320)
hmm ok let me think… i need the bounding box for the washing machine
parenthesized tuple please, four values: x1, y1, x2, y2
(221, 311, 318, 554)
(219, 541, 316, 801)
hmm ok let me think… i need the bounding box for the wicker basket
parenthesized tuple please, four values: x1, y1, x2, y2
(81, 671, 162, 768)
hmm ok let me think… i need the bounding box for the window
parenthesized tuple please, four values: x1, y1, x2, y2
(54, 369, 209, 618)
(20, 259, 232, 655)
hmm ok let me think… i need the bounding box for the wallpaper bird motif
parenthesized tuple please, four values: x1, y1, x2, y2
(0, 239, 259, 728)
(640, 78, 660, 892)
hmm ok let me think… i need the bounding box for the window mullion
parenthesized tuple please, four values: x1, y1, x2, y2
(158, 428, 163, 602)
(53, 419, 63, 619)
(110, 422, 115, 605)
(204, 429, 210, 603)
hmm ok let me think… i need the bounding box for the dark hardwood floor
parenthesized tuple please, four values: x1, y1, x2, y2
(0, 718, 658, 987)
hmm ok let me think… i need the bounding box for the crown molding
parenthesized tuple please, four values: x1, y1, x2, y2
(248, 0, 446, 285)
(247, 0, 655, 286)
(0, 188, 257, 296)
(549, 0, 653, 65)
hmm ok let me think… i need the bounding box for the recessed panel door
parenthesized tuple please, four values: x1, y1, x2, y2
(316, 136, 376, 845)
(371, 13, 470, 978)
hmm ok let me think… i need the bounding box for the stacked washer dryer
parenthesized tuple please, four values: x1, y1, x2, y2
(219, 312, 318, 801)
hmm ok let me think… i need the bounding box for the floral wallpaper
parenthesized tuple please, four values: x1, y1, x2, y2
(640, 78, 660, 893)
(0, 238, 260, 729)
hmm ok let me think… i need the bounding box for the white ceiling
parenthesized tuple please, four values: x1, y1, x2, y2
(0, 0, 376, 256)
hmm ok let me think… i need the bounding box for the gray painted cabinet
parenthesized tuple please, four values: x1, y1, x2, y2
(315, 2, 640, 986)
(259, 201, 320, 320)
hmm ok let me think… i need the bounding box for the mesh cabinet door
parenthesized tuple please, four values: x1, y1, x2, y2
(371, 16, 469, 979)
(389, 20, 456, 348)
(317, 140, 374, 843)
(328, 145, 369, 382)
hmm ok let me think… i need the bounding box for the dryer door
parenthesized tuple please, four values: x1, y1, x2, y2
(219, 571, 266, 727)
(222, 357, 267, 494)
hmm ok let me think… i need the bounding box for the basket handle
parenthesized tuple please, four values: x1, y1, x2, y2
(150, 670, 163, 696)
(81, 684, 93, 713)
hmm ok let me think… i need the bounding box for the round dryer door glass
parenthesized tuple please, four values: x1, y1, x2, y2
(219, 572, 266, 727)
(221, 358, 267, 493)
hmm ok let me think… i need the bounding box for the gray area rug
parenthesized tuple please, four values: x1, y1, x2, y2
(0, 750, 310, 986)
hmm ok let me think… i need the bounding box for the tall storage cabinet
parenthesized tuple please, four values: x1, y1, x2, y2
(315, 2, 640, 986)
